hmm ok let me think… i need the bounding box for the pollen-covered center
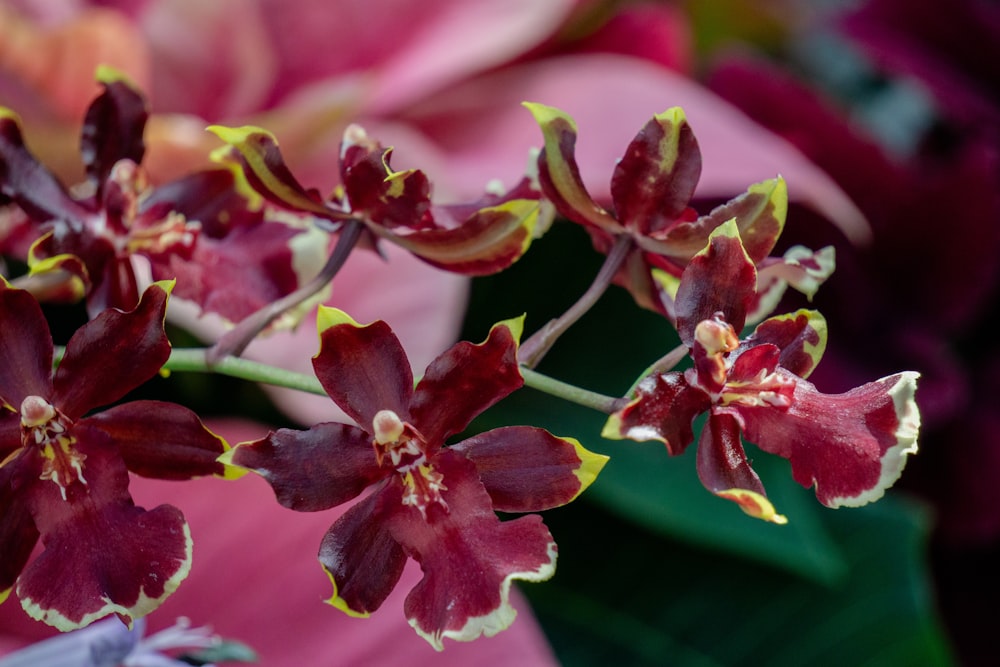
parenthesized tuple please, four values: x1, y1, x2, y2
(20, 395, 85, 500)
(372, 409, 448, 520)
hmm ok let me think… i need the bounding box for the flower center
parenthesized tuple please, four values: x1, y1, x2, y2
(371, 409, 448, 520)
(20, 395, 85, 500)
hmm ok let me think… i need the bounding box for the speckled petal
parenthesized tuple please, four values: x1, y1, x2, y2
(387, 450, 557, 650)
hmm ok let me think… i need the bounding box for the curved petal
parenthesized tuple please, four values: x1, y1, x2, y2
(207, 125, 338, 221)
(0, 281, 53, 409)
(53, 281, 172, 419)
(80, 66, 148, 193)
(603, 369, 712, 455)
(451, 427, 607, 512)
(318, 484, 407, 618)
(410, 317, 523, 447)
(19, 437, 190, 631)
(748, 245, 836, 324)
(228, 422, 382, 512)
(0, 110, 90, 223)
(380, 199, 540, 276)
(729, 371, 921, 508)
(313, 307, 414, 428)
(696, 412, 786, 524)
(449, 426, 608, 512)
(0, 410, 21, 460)
(18, 502, 190, 631)
(0, 460, 40, 606)
(522, 102, 620, 232)
(80, 401, 234, 480)
(386, 450, 557, 650)
(611, 107, 702, 235)
(743, 309, 828, 379)
(674, 219, 756, 346)
(661, 176, 787, 264)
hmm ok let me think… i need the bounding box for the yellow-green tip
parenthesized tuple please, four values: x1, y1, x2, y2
(206, 124, 277, 146)
(95, 64, 138, 89)
(322, 568, 370, 619)
(316, 306, 364, 332)
(567, 438, 609, 500)
(522, 101, 576, 130)
(491, 314, 526, 347)
(717, 489, 788, 525)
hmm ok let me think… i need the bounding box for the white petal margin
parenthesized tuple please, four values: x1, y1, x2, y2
(410, 539, 558, 651)
(828, 371, 921, 508)
(19, 521, 193, 631)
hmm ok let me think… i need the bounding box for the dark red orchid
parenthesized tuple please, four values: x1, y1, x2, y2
(0, 280, 238, 630)
(602, 220, 920, 522)
(0, 67, 319, 323)
(525, 102, 834, 323)
(208, 122, 545, 276)
(225, 308, 607, 649)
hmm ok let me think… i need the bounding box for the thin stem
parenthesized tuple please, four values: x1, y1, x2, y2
(520, 367, 626, 414)
(207, 219, 365, 364)
(519, 234, 634, 369)
(166, 348, 327, 395)
(645, 342, 688, 376)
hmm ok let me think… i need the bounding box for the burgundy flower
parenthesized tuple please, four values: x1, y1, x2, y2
(208, 123, 544, 276)
(0, 280, 236, 630)
(225, 308, 607, 648)
(0, 67, 315, 322)
(602, 220, 920, 521)
(525, 102, 833, 322)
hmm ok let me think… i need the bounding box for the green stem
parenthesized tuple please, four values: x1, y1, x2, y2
(82, 347, 625, 415)
(207, 219, 364, 363)
(520, 367, 625, 414)
(165, 348, 326, 396)
(518, 234, 634, 369)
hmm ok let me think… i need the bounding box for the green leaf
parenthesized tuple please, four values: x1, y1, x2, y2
(522, 496, 955, 667)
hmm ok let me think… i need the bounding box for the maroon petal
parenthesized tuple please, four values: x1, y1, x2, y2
(318, 485, 407, 617)
(386, 450, 557, 649)
(208, 125, 341, 222)
(602, 372, 711, 455)
(743, 309, 828, 379)
(378, 199, 540, 276)
(610, 108, 702, 235)
(80, 67, 148, 194)
(19, 435, 191, 630)
(0, 409, 21, 460)
(674, 219, 757, 345)
(451, 426, 608, 512)
(674, 177, 787, 264)
(0, 461, 40, 606)
(158, 215, 320, 324)
(523, 103, 621, 232)
(728, 371, 921, 507)
(53, 282, 171, 419)
(410, 318, 523, 447)
(17, 502, 191, 630)
(228, 422, 382, 512)
(0, 280, 54, 408)
(697, 412, 786, 523)
(80, 401, 231, 480)
(313, 308, 414, 429)
(0, 110, 89, 223)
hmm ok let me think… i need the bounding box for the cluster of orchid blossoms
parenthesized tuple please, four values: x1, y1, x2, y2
(0, 68, 921, 651)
